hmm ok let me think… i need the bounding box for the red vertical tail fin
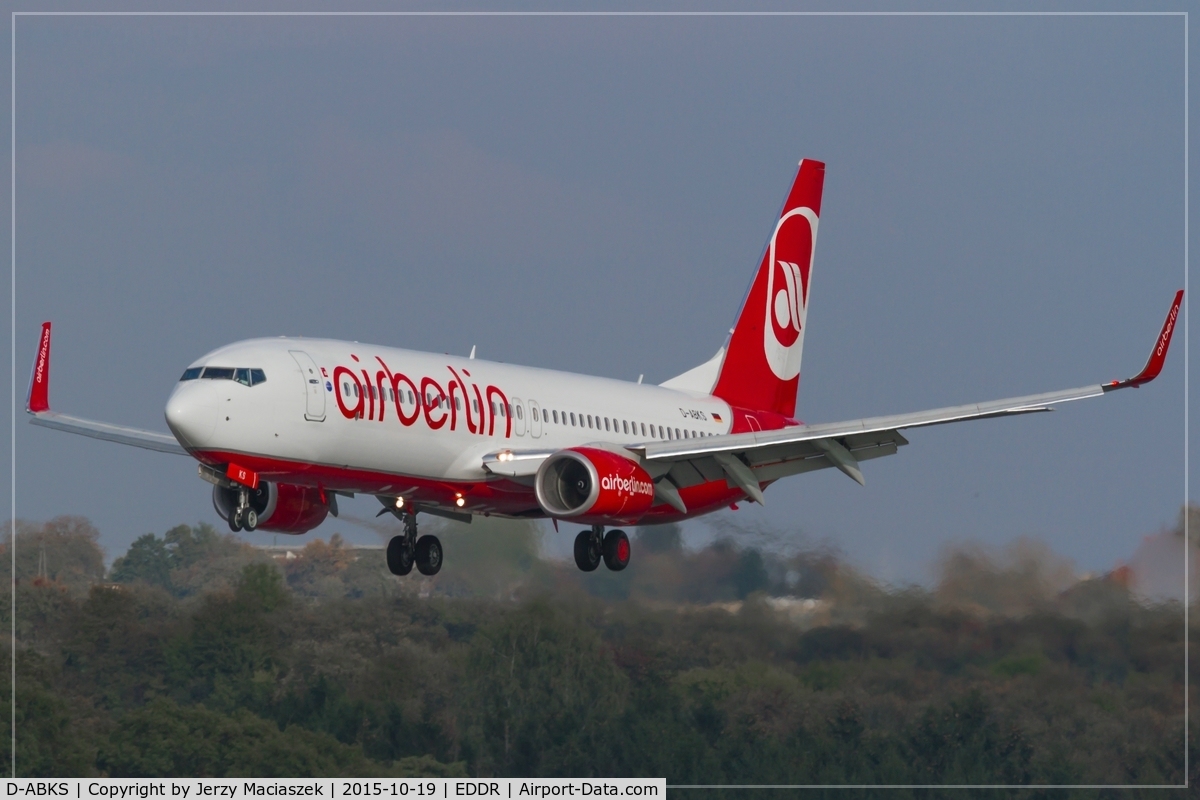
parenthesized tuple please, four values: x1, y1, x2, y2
(712, 159, 825, 418)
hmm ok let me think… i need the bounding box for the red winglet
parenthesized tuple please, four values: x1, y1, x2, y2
(1108, 290, 1183, 390)
(26, 322, 52, 413)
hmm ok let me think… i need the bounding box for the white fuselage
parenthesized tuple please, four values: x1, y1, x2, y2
(165, 337, 736, 516)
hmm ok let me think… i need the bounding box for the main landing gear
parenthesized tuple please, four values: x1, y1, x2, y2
(386, 511, 443, 577)
(573, 525, 630, 572)
(227, 487, 258, 533)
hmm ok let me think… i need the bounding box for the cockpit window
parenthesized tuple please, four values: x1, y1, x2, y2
(180, 367, 202, 381)
(197, 367, 267, 386)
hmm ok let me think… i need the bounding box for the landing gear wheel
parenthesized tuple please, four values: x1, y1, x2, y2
(415, 535, 443, 576)
(227, 512, 243, 533)
(243, 509, 258, 531)
(602, 529, 631, 572)
(573, 530, 602, 572)
(386, 535, 414, 576)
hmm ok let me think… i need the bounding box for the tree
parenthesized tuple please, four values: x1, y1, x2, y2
(110, 533, 174, 590)
(0, 516, 106, 594)
(465, 599, 628, 776)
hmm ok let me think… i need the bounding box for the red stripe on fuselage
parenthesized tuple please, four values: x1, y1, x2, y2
(189, 449, 749, 523)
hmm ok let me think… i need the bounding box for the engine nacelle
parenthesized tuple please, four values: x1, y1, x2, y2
(535, 447, 656, 523)
(213, 481, 330, 534)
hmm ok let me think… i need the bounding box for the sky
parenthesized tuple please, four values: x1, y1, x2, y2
(1, 6, 1191, 586)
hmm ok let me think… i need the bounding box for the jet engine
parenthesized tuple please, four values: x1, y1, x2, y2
(213, 482, 330, 534)
(535, 447, 656, 523)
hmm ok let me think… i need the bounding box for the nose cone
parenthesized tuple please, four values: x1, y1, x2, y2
(165, 381, 218, 448)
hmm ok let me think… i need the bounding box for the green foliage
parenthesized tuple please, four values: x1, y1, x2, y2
(2, 514, 1195, 782)
(237, 563, 289, 611)
(1, 516, 106, 594)
(98, 697, 451, 778)
(109, 523, 264, 598)
(465, 599, 627, 776)
(991, 653, 1045, 678)
(110, 533, 174, 590)
(0, 650, 98, 777)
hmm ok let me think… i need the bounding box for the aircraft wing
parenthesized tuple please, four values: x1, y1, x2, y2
(29, 411, 187, 455)
(482, 448, 558, 479)
(25, 322, 189, 456)
(631, 290, 1183, 505)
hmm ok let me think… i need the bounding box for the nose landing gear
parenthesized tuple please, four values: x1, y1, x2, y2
(386, 511, 443, 577)
(227, 488, 258, 532)
(573, 525, 630, 572)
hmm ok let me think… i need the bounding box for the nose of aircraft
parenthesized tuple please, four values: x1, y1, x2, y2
(165, 380, 218, 448)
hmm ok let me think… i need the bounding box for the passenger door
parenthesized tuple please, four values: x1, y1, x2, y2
(289, 350, 326, 422)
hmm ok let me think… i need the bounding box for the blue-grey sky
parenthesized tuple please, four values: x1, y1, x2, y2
(3, 8, 1191, 585)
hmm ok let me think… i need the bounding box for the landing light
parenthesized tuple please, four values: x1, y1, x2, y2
(455, 494, 466, 508)
(498, 450, 514, 462)
(394, 497, 405, 509)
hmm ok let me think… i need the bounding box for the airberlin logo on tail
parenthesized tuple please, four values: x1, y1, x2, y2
(763, 207, 818, 380)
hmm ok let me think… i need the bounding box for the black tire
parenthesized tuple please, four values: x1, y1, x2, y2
(573, 530, 601, 572)
(386, 535, 414, 576)
(227, 510, 243, 533)
(602, 529, 631, 572)
(415, 535, 443, 576)
(243, 509, 258, 531)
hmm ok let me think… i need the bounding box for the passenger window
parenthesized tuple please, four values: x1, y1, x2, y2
(675, 428, 681, 439)
(552, 410, 558, 424)
(570, 412, 576, 426)
(640, 423, 646, 437)
(622, 420, 628, 434)
(587, 415, 593, 429)
(353, 385, 360, 397)
(180, 367, 202, 381)
(604, 418, 610, 432)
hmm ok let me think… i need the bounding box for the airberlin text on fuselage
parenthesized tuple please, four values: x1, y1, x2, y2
(332, 356, 512, 439)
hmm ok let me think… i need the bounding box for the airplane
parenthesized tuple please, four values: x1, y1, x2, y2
(25, 159, 1182, 578)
